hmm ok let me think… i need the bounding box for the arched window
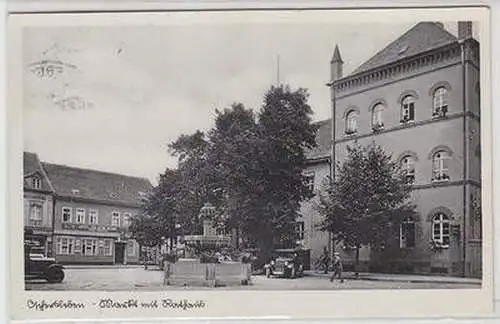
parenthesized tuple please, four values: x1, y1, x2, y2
(345, 110, 358, 134)
(371, 103, 384, 130)
(432, 150, 450, 181)
(401, 95, 415, 123)
(400, 155, 415, 184)
(432, 213, 450, 247)
(432, 87, 449, 117)
(400, 217, 415, 248)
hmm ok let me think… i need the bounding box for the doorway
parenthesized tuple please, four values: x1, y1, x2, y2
(114, 242, 126, 264)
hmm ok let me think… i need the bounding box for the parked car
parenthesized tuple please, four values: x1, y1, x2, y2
(264, 248, 305, 279)
(24, 243, 65, 283)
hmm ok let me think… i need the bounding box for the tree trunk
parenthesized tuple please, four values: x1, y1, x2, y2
(235, 227, 240, 250)
(355, 244, 360, 278)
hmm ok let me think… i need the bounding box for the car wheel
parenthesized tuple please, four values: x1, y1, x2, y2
(265, 268, 271, 278)
(46, 268, 64, 283)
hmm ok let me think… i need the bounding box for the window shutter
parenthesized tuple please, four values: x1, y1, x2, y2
(409, 103, 415, 120)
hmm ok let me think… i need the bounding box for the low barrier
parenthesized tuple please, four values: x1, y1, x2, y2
(164, 259, 252, 287)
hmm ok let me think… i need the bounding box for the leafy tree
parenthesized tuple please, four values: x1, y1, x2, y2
(254, 85, 318, 256)
(317, 143, 417, 272)
(206, 103, 263, 248)
(129, 214, 163, 248)
(130, 168, 182, 249)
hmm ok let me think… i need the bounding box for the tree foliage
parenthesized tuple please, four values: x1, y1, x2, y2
(130, 85, 318, 256)
(317, 143, 417, 266)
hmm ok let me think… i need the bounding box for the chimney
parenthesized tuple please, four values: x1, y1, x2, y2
(458, 21, 473, 40)
(330, 44, 344, 82)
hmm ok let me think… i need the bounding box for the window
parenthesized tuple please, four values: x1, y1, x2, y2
(111, 211, 120, 226)
(371, 103, 384, 130)
(432, 151, 450, 181)
(89, 209, 99, 225)
(400, 156, 416, 184)
(57, 237, 74, 255)
(303, 172, 315, 195)
(123, 213, 131, 227)
(432, 213, 450, 247)
(75, 208, 85, 224)
(104, 240, 112, 256)
(401, 96, 415, 123)
(83, 239, 97, 256)
(345, 110, 358, 134)
(471, 194, 482, 240)
(296, 221, 305, 240)
(30, 204, 42, 221)
(32, 177, 42, 189)
(62, 207, 72, 223)
(127, 240, 135, 256)
(432, 87, 449, 117)
(74, 239, 82, 253)
(400, 218, 416, 248)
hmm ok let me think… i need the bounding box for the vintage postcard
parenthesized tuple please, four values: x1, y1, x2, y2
(7, 5, 493, 321)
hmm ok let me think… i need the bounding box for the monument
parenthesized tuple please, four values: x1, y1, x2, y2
(163, 202, 252, 287)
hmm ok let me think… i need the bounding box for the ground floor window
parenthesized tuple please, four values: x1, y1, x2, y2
(74, 239, 82, 253)
(400, 218, 415, 248)
(57, 237, 74, 255)
(432, 213, 450, 247)
(296, 221, 305, 240)
(127, 240, 135, 256)
(83, 239, 98, 256)
(104, 240, 113, 256)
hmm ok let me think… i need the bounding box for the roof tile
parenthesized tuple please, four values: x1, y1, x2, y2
(350, 22, 457, 75)
(41, 163, 152, 206)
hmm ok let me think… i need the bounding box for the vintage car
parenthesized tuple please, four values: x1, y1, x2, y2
(264, 249, 305, 279)
(24, 243, 65, 283)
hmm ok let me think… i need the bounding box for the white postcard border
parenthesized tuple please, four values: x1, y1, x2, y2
(6, 7, 493, 321)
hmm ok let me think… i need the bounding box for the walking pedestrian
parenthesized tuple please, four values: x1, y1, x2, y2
(320, 247, 330, 274)
(330, 252, 344, 283)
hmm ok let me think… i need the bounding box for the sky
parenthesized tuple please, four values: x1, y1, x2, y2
(22, 20, 467, 184)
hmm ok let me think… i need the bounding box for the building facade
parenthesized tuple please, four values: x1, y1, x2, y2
(301, 22, 481, 277)
(23, 152, 55, 256)
(22, 154, 153, 265)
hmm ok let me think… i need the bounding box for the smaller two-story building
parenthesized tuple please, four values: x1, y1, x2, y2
(41, 163, 152, 265)
(23, 152, 55, 256)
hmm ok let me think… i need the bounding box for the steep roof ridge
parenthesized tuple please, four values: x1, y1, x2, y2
(23, 151, 56, 192)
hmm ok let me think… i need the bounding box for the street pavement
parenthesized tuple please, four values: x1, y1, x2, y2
(25, 266, 481, 291)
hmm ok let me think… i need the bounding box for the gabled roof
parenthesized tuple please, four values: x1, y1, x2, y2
(305, 119, 331, 161)
(41, 163, 152, 206)
(350, 22, 457, 76)
(23, 152, 54, 192)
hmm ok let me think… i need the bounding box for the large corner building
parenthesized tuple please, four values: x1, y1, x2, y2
(23, 152, 152, 265)
(300, 21, 481, 278)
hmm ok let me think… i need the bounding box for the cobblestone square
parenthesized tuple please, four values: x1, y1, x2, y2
(25, 267, 480, 291)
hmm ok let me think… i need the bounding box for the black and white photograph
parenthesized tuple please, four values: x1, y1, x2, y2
(6, 5, 493, 321)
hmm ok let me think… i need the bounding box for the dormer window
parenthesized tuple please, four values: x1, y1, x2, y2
(32, 177, 42, 189)
(71, 189, 80, 195)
